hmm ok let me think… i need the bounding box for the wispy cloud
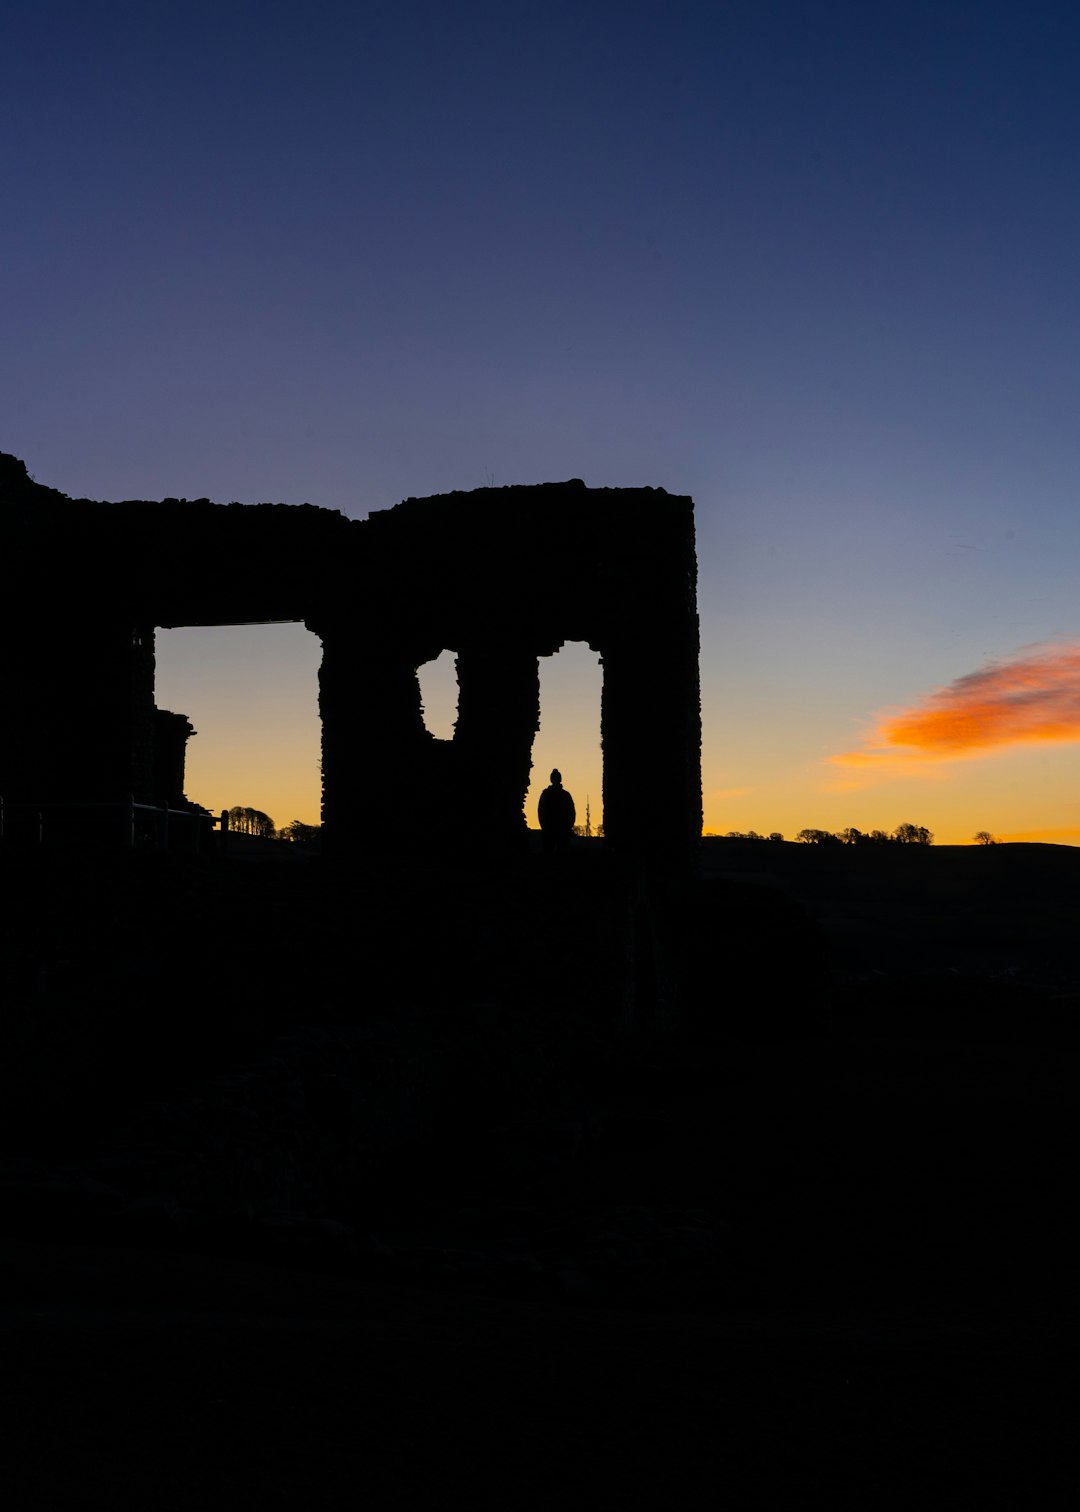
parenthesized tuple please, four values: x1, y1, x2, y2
(710, 785, 755, 800)
(831, 641, 1080, 780)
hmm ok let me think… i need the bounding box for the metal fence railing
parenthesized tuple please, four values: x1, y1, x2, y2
(0, 795, 225, 852)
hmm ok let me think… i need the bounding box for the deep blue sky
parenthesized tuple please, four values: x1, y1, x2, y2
(6, 1, 1080, 838)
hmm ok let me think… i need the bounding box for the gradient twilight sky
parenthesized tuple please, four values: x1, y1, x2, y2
(5, 1, 1080, 841)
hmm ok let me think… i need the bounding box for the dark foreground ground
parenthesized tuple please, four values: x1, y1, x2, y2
(2, 840, 1078, 1505)
(5, 1234, 1073, 1509)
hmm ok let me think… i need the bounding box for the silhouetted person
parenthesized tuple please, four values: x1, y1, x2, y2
(538, 768, 576, 853)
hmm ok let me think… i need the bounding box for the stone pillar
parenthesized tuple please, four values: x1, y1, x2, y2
(453, 644, 540, 852)
(317, 624, 432, 857)
(599, 623, 702, 869)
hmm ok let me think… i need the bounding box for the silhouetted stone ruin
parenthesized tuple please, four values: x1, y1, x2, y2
(152, 710, 197, 812)
(1, 453, 701, 867)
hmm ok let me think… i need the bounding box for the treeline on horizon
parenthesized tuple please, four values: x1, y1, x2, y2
(225, 807, 1005, 850)
(708, 824, 1002, 847)
(225, 807, 319, 844)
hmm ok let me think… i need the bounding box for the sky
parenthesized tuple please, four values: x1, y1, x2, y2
(4, 0, 1080, 841)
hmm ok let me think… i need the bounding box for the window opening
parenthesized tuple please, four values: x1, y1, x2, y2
(417, 649, 459, 741)
(154, 622, 322, 832)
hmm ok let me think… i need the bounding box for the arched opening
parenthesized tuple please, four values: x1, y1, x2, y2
(153, 622, 322, 833)
(417, 648, 459, 741)
(526, 641, 603, 836)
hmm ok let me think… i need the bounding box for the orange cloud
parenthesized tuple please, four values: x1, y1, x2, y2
(833, 642, 1080, 774)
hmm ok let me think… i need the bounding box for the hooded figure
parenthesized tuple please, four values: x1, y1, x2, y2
(538, 768, 576, 852)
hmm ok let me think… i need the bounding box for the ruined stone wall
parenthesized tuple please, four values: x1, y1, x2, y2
(1, 454, 701, 866)
(333, 480, 702, 863)
(1, 457, 159, 805)
(152, 709, 196, 808)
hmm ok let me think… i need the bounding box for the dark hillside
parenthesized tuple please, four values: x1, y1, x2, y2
(703, 837, 1080, 1012)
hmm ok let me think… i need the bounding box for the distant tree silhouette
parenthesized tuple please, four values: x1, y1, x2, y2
(973, 830, 999, 846)
(720, 823, 938, 846)
(228, 806, 276, 838)
(893, 822, 933, 845)
(279, 819, 320, 845)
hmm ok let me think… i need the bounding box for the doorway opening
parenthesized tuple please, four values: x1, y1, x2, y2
(153, 622, 323, 833)
(526, 641, 603, 835)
